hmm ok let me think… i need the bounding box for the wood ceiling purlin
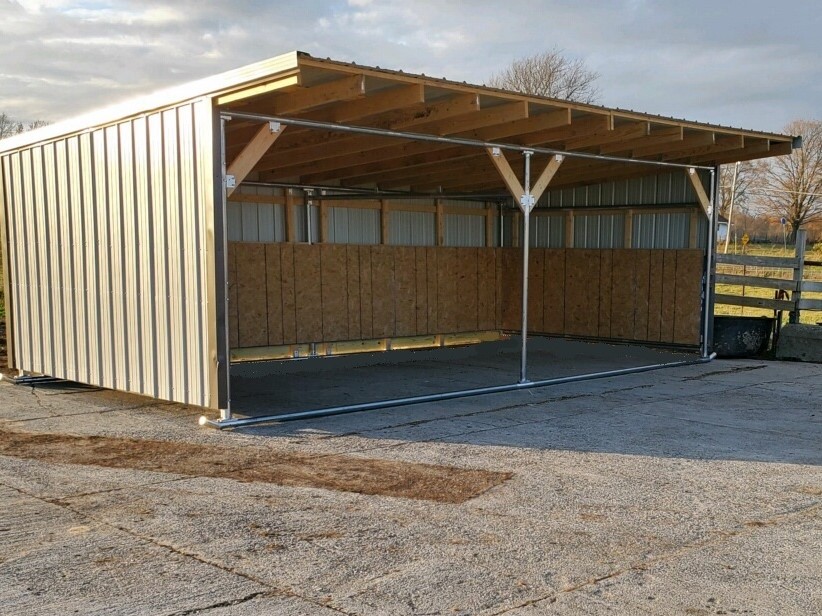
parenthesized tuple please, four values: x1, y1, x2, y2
(518, 114, 612, 148)
(376, 153, 499, 189)
(676, 138, 783, 166)
(629, 131, 715, 158)
(660, 134, 744, 162)
(317, 83, 425, 123)
(387, 93, 479, 129)
(296, 107, 569, 185)
(295, 142, 464, 184)
(331, 148, 477, 187)
(599, 125, 684, 156)
(252, 91, 482, 172)
(459, 107, 571, 142)
(563, 121, 650, 151)
(704, 140, 791, 165)
(408, 100, 529, 136)
(230, 73, 366, 114)
(221, 57, 798, 191)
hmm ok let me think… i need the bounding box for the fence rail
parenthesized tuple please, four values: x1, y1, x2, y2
(714, 229, 821, 319)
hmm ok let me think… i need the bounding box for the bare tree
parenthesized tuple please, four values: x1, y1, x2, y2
(0, 113, 24, 140)
(489, 48, 601, 104)
(754, 119, 822, 242)
(0, 113, 49, 140)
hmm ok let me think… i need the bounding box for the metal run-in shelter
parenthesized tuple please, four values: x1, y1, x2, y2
(0, 51, 797, 428)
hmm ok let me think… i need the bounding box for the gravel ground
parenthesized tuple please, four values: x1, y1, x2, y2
(0, 351, 820, 615)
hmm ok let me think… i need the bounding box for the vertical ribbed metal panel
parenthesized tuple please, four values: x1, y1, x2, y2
(226, 185, 285, 242)
(445, 214, 484, 246)
(0, 99, 215, 407)
(632, 212, 691, 249)
(530, 215, 565, 247)
(574, 214, 625, 248)
(542, 171, 707, 209)
(327, 206, 380, 244)
(389, 210, 434, 246)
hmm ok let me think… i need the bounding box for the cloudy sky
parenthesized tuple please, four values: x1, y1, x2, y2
(1, 0, 819, 133)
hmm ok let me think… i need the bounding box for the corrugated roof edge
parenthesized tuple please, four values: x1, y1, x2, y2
(297, 53, 797, 144)
(0, 51, 301, 154)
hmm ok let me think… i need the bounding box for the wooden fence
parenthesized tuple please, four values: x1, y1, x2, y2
(714, 230, 822, 319)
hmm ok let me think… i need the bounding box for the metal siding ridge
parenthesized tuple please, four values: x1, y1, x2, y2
(21, 149, 39, 372)
(134, 115, 157, 398)
(93, 128, 114, 389)
(119, 121, 140, 395)
(105, 125, 127, 391)
(42, 141, 63, 378)
(68, 136, 89, 383)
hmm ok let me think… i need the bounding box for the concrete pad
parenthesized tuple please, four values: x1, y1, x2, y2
(0, 351, 820, 615)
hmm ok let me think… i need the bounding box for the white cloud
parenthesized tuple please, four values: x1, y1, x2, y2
(0, 0, 819, 132)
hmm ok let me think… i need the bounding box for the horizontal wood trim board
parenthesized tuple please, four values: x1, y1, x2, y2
(714, 273, 798, 292)
(229, 243, 705, 349)
(714, 293, 795, 311)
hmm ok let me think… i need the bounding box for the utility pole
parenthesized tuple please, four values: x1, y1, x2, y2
(723, 161, 740, 254)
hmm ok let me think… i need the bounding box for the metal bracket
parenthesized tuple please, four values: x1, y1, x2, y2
(520, 194, 536, 211)
(269, 121, 282, 133)
(225, 174, 236, 189)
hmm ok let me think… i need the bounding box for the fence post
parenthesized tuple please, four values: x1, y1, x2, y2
(789, 229, 807, 324)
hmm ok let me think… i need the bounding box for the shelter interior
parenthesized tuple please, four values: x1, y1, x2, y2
(219, 53, 792, 363)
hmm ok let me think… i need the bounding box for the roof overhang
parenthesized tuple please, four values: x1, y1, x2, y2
(1, 51, 797, 193)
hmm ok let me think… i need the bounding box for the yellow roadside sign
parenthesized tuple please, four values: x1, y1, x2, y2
(741, 233, 749, 246)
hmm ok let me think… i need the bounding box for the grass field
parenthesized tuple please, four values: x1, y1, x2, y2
(714, 242, 822, 325)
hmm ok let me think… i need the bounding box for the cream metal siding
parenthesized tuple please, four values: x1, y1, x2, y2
(0, 99, 217, 408)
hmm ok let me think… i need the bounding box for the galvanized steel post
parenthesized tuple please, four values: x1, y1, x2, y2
(701, 168, 718, 358)
(519, 151, 534, 384)
(218, 116, 232, 420)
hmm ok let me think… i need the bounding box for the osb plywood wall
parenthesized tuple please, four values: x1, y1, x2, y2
(228, 243, 704, 348)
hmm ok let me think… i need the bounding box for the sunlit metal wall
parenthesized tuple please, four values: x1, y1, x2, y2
(0, 99, 218, 408)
